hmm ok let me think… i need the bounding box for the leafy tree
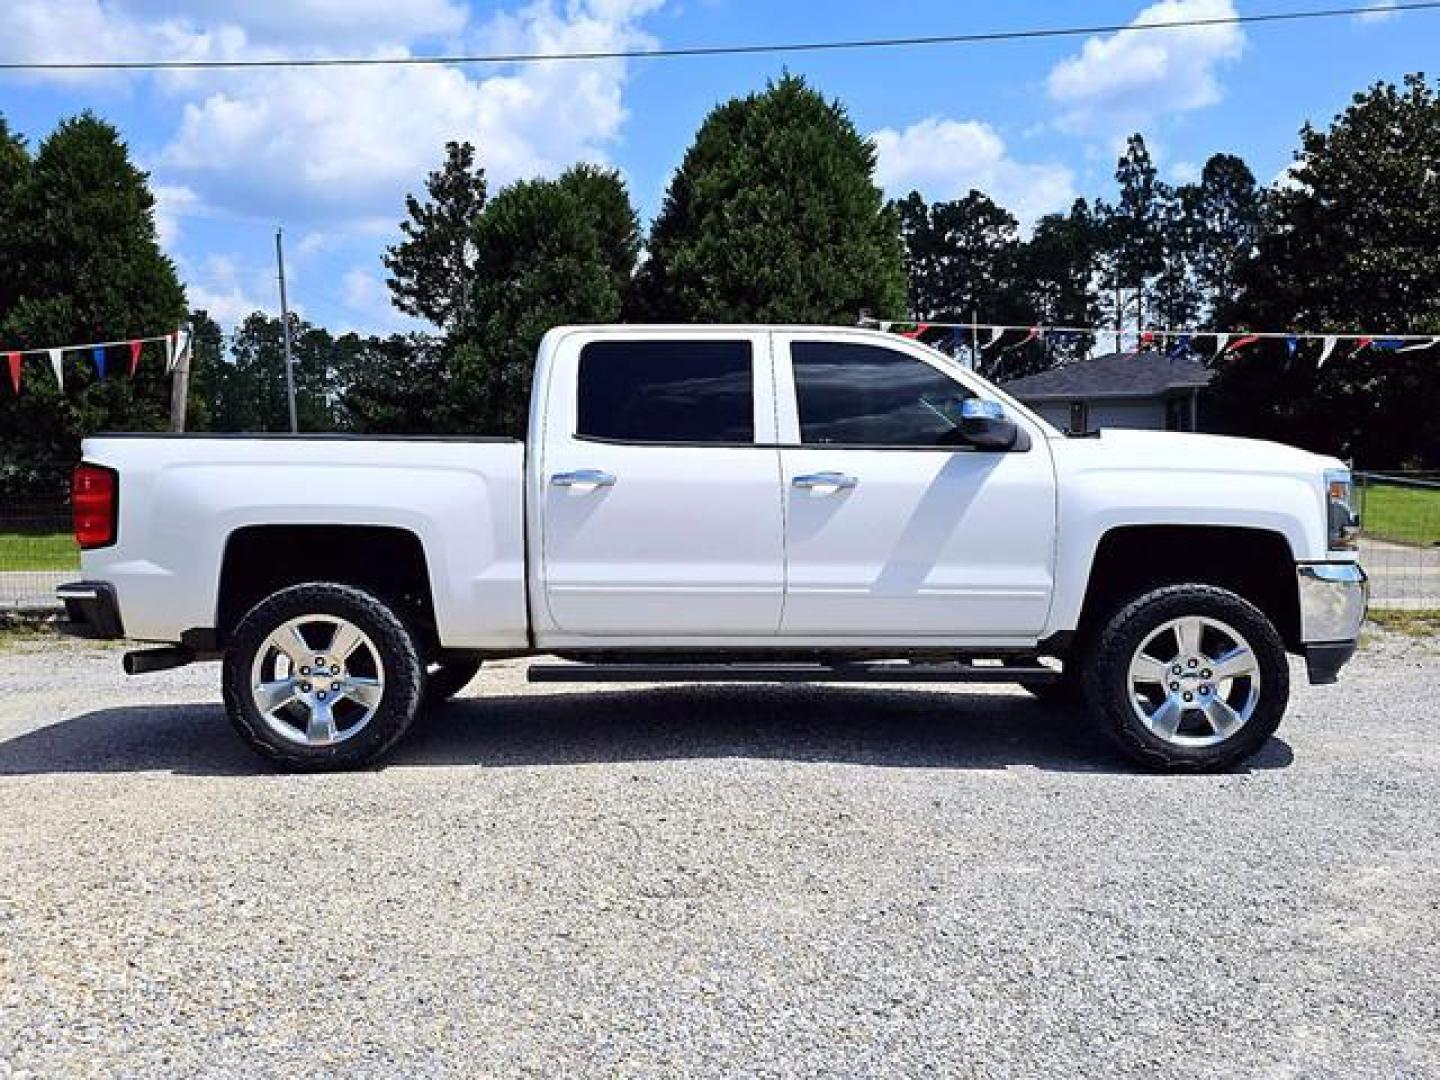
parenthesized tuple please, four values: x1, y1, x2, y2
(383, 140, 487, 331)
(1218, 73, 1440, 467)
(0, 113, 186, 496)
(338, 334, 459, 434)
(1097, 134, 1169, 329)
(213, 313, 348, 433)
(1189, 154, 1261, 313)
(634, 74, 906, 323)
(893, 189, 1022, 322)
(1014, 199, 1102, 365)
(451, 164, 640, 435)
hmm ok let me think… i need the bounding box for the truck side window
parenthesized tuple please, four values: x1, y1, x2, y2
(791, 341, 976, 447)
(577, 340, 755, 444)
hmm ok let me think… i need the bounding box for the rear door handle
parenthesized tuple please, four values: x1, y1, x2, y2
(551, 469, 616, 488)
(792, 471, 858, 491)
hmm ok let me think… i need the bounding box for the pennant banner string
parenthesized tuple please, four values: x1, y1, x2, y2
(862, 318, 1440, 346)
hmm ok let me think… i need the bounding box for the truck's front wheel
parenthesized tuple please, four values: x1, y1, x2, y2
(1083, 584, 1289, 772)
(222, 583, 424, 771)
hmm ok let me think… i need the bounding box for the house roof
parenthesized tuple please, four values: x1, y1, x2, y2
(999, 350, 1214, 402)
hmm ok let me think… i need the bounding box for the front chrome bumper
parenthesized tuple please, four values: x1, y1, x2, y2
(1296, 562, 1367, 685)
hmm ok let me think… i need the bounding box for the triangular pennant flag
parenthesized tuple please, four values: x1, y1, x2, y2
(1370, 338, 1407, 351)
(897, 322, 930, 340)
(1285, 334, 1299, 358)
(128, 339, 143, 376)
(175, 326, 192, 371)
(1398, 336, 1440, 352)
(1138, 330, 1156, 350)
(1223, 334, 1261, 356)
(983, 326, 1003, 348)
(1166, 334, 1193, 360)
(6, 352, 19, 395)
(1350, 336, 1373, 359)
(164, 333, 176, 372)
(48, 348, 63, 389)
(92, 345, 107, 380)
(1213, 333, 1231, 356)
(1318, 336, 1339, 368)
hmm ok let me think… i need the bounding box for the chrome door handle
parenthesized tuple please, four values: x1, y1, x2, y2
(550, 469, 616, 488)
(792, 471, 858, 491)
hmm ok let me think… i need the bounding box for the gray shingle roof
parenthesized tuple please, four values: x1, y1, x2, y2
(999, 350, 1214, 402)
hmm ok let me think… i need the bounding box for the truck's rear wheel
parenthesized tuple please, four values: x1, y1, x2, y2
(1082, 584, 1289, 772)
(222, 583, 423, 771)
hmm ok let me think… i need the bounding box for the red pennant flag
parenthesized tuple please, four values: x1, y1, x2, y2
(1223, 334, 1261, 357)
(6, 351, 19, 394)
(1350, 336, 1374, 359)
(898, 322, 930, 339)
(1138, 330, 1156, 349)
(128, 339, 143, 376)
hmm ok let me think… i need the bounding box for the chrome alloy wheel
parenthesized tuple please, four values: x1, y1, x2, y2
(1126, 615, 1261, 748)
(249, 615, 385, 747)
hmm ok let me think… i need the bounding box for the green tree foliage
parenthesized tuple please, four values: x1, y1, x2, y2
(338, 334, 459, 434)
(450, 164, 640, 435)
(1014, 199, 1103, 365)
(1216, 74, 1440, 467)
(0, 113, 186, 495)
(634, 74, 906, 323)
(209, 312, 352, 433)
(383, 141, 487, 332)
(893, 189, 1022, 322)
(1099, 135, 1167, 321)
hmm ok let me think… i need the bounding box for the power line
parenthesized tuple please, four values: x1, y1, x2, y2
(2, 2, 1437, 71)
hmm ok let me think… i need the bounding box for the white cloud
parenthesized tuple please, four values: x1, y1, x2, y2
(152, 183, 200, 249)
(1046, 0, 1245, 136)
(872, 118, 1076, 224)
(156, 0, 658, 225)
(1168, 160, 1200, 183)
(1354, 0, 1401, 22)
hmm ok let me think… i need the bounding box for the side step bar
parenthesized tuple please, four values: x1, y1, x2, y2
(527, 662, 1058, 685)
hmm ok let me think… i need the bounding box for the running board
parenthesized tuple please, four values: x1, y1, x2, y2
(527, 662, 1058, 685)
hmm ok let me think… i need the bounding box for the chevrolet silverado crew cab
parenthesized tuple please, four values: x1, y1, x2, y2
(58, 325, 1367, 772)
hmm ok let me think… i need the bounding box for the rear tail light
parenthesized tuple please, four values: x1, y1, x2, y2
(72, 463, 118, 549)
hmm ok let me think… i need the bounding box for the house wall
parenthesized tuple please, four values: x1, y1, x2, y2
(1027, 397, 1166, 432)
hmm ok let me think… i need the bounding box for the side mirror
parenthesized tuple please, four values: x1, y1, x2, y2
(958, 399, 1020, 451)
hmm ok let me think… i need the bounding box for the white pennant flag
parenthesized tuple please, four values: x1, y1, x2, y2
(1317, 336, 1339, 368)
(1398, 336, 1440, 353)
(48, 348, 63, 389)
(174, 326, 192, 371)
(164, 333, 176, 373)
(1214, 333, 1230, 355)
(984, 326, 1003, 347)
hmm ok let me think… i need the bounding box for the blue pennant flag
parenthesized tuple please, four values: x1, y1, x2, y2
(1285, 334, 1299, 358)
(1371, 338, 1407, 351)
(91, 345, 106, 379)
(1166, 333, 1193, 360)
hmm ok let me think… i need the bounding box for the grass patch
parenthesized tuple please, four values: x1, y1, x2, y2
(0, 530, 79, 571)
(1367, 609, 1440, 637)
(0, 615, 61, 647)
(1359, 482, 1440, 547)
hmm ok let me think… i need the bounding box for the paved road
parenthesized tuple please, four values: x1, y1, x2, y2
(1, 632, 1436, 1077)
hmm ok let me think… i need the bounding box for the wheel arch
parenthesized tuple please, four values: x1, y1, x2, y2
(1072, 524, 1301, 653)
(216, 524, 438, 650)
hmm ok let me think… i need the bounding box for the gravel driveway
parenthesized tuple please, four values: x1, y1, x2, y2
(1, 631, 1437, 1078)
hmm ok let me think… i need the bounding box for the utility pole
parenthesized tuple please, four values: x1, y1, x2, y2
(168, 325, 191, 432)
(276, 228, 299, 433)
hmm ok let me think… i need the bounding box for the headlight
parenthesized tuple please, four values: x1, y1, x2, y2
(1325, 469, 1360, 551)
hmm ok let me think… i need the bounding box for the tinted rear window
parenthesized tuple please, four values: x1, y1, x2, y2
(577, 340, 755, 444)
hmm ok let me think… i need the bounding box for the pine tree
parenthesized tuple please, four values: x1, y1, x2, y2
(633, 74, 906, 323)
(383, 141, 487, 332)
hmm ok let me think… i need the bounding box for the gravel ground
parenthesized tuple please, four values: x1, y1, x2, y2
(0, 631, 1437, 1079)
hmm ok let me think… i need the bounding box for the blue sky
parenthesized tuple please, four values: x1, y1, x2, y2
(1, 0, 1435, 335)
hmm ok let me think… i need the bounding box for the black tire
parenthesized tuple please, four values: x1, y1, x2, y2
(222, 582, 424, 771)
(1081, 584, 1289, 772)
(423, 659, 482, 708)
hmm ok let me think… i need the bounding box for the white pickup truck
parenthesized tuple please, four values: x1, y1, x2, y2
(58, 325, 1366, 772)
